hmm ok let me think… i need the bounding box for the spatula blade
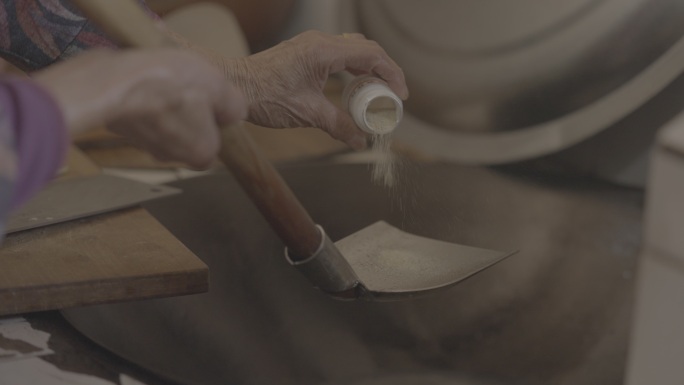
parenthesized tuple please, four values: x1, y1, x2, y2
(335, 221, 514, 299)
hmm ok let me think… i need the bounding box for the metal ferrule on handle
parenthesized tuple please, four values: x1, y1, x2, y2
(285, 225, 359, 294)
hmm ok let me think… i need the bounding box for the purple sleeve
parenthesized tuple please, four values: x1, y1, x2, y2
(0, 76, 68, 211)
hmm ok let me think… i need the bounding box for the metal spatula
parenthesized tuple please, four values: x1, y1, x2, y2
(70, 0, 514, 300)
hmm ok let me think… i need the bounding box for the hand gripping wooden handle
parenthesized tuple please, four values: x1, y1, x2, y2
(71, 0, 322, 260)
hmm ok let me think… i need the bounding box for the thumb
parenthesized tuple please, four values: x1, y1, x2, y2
(316, 99, 368, 150)
(213, 81, 248, 126)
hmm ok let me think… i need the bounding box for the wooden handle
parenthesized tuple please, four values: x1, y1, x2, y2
(218, 124, 321, 258)
(71, 0, 322, 259)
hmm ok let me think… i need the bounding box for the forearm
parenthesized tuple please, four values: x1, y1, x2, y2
(0, 0, 155, 72)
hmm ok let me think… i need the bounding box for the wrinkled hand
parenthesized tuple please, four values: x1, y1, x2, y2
(221, 31, 409, 150)
(34, 49, 246, 169)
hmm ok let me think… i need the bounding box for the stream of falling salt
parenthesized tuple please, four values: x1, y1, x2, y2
(369, 132, 419, 229)
(370, 133, 396, 188)
(366, 108, 398, 188)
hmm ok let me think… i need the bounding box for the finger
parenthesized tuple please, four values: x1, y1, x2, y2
(315, 98, 367, 150)
(346, 68, 368, 76)
(331, 40, 409, 99)
(113, 103, 220, 169)
(170, 102, 221, 169)
(369, 61, 409, 100)
(108, 117, 159, 150)
(109, 119, 180, 164)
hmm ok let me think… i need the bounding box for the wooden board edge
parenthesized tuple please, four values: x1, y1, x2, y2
(0, 268, 209, 317)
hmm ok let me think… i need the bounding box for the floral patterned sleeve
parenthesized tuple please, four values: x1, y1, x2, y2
(0, 0, 159, 72)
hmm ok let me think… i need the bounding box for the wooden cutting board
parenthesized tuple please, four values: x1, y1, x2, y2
(0, 147, 208, 316)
